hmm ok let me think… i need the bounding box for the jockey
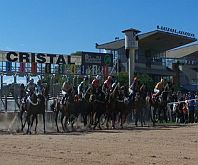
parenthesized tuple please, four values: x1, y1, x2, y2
(26, 78, 37, 96)
(77, 76, 89, 98)
(129, 76, 140, 101)
(153, 78, 165, 97)
(92, 75, 100, 89)
(116, 85, 126, 101)
(102, 75, 113, 95)
(19, 83, 26, 102)
(36, 80, 44, 95)
(61, 78, 74, 104)
(139, 83, 147, 100)
(91, 75, 100, 94)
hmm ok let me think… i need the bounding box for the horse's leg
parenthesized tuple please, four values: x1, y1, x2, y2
(120, 112, 124, 129)
(26, 114, 31, 134)
(158, 105, 163, 123)
(55, 111, 60, 132)
(142, 106, 146, 125)
(112, 112, 116, 129)
(134, 109, 138, 127)
(98, 112, 103, 130)
(93, 112, 99, 130)
(164, 104, 168, 123)
(20, 109, 25, 131)
(29, 115, 35, 134)
(61, 112, 65, 132)
(43, 112, 46, 134)
(89, 111, 93, 126)
(34, 115, 38, 134)
(105, 112, 110, 129)
(140, 108, 143, 127)
(153, 106, 157, 126)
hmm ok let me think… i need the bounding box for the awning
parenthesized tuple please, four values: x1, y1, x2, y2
(96, 30, 197, 51)
(166, 44, 198, 59)
(135, 66, 176, 76)
(181, 84, 198, 91)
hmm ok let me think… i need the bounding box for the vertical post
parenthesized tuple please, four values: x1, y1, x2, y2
(128, 49, 135, 85)
(14, 74, 17, 111)
(122, 28, 140, 86)
(197, 72, 198, 91)
(0, 74, 3, 111)
(0, 74, 3, 90)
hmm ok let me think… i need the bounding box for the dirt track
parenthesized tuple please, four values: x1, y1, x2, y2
(0, 124, 198, 165)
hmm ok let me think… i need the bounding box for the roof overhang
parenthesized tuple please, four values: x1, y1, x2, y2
(96, 30, 197, 51)
(166, 44, 198, 59)
(135, 66, 176, 76)
(96, 39, 125, 50)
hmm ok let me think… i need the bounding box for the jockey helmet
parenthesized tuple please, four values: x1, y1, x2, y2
(120, 86, 125, 90)
(84, 76, 88, 81)
(37, 80, 41, 84)
(133, 76, 138, 81)
(112, 82, 116, 89)
(96, 75, 100, 80)
(30, 78, 34, 83)
(160, 78, 165, 83)
(107, 75, 112, 81)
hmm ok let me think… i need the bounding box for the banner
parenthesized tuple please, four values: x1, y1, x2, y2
(45, 63, 51, 74)
(70, 64, 76, 74)
(92, 65, 98, 75)
(0, 50, 82, 65)
(81, 65, 85, 75)
(58, 64, 65, 74)
(32, 62, 37, 74)
(82, 52, 113, 67)
(19, 62, 26, 73)
(103, 65, 108, 77)
(6, 62, 12, 72)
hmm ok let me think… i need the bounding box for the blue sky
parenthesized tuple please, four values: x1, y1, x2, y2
(0, 0, 197, 55)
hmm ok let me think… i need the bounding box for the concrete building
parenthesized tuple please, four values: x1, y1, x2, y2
(166, 44, 198, 91)
(96, 27, 197, 85)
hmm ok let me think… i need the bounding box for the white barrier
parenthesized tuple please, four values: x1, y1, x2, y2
(167, 98, 198, 105)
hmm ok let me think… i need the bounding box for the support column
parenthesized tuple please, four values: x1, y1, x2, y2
(128, 49, 135, 86)
(122, 28, 140, 86)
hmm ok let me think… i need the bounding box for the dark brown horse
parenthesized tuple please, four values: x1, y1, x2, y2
(133, 92, 144, 127)
(51, 92, 83, 132)
(104, 84, 130, 129)
(21, 93, 46, 134)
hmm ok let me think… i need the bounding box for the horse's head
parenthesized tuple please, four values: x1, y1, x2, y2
(67, 92, 75, 103)
(30, 93, 38, 104)
(37, 94, 45, 103)
(134, 92, 141, 102)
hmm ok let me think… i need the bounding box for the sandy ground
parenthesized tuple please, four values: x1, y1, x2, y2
(0, 123, 198, 165)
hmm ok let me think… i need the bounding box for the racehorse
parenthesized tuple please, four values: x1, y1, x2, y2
(51, 96, 63, 132)
(149, 89, 170, 126)
(19, 97, 27, 131)
(92, 86, 107, 130)
(21, 93, 46, 134)
(105, 84, 129, 129)
(133, 92, 144, 127)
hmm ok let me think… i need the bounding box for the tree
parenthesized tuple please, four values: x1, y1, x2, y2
(138, 74, 154, 91)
